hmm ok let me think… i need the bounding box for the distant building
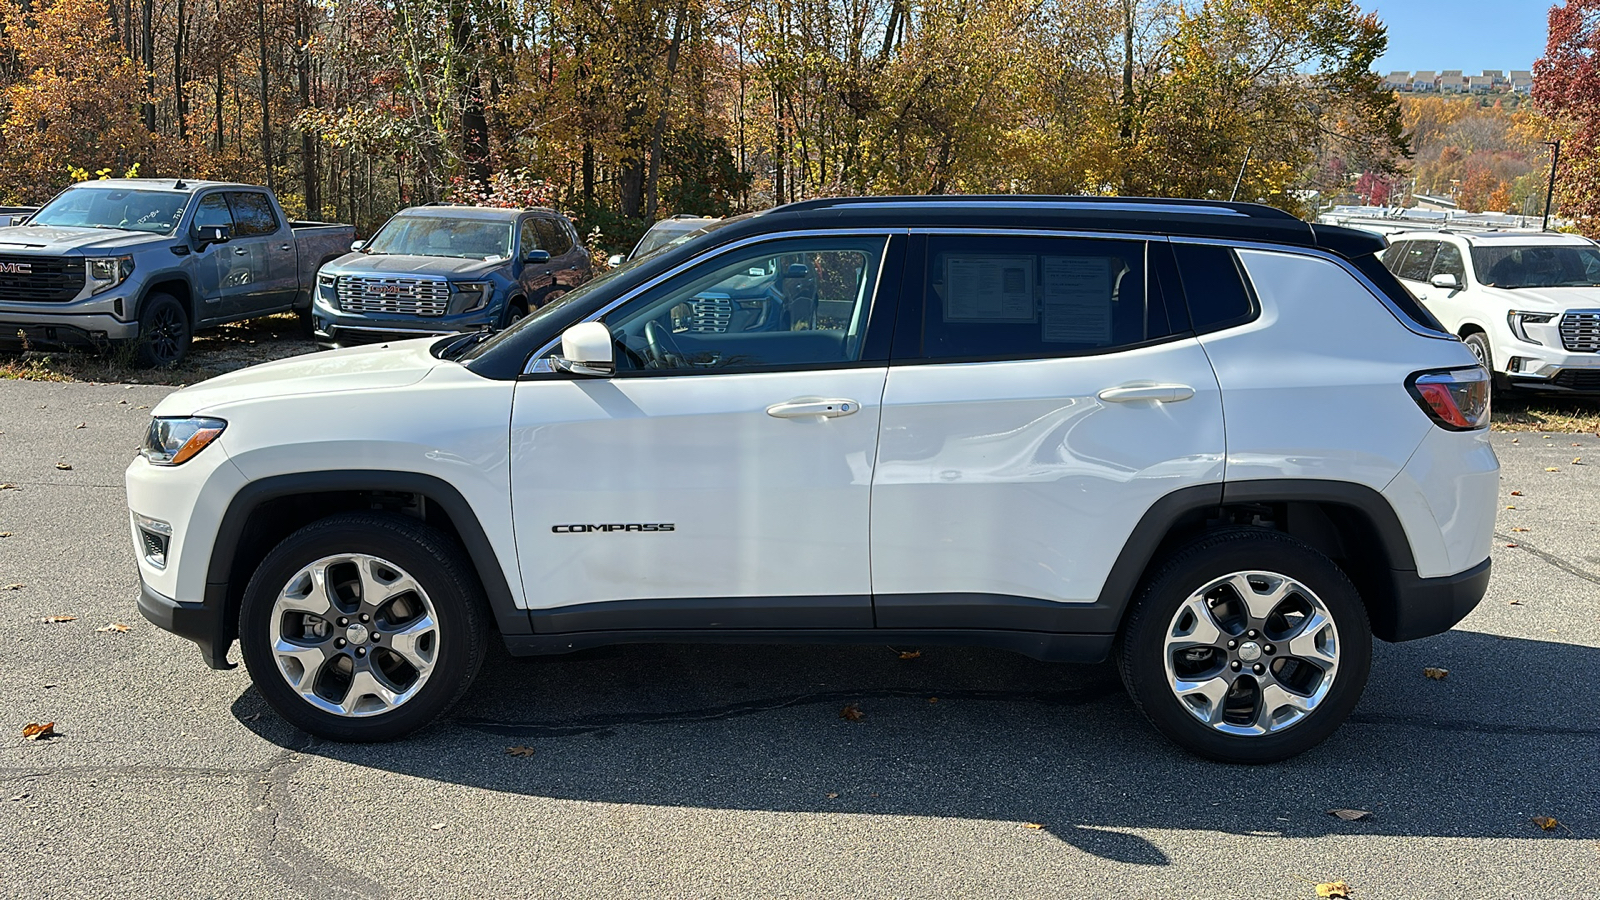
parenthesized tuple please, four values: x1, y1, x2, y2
(1511, 70, 1534, 94)
(1482, 69, 1505, 85)
(1469, 75, 1494, 93)
(1438, 71, 1468, 92)
(1384, 71, 1412, 90)
(1412, 71, 1438, 92)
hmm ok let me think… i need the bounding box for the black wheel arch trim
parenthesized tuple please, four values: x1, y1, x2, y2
(133, 271, 197, 321)
(197, 470, 529, 668)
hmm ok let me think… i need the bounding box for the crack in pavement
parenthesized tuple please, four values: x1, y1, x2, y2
(1494, 531, 1600, 587)
(250, 737, 392, 900)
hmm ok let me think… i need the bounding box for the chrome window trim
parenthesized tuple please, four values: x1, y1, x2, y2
(911, 226, 1159, 242)
(1169, 235, 1456, 340)
(523, 228, 903, 374)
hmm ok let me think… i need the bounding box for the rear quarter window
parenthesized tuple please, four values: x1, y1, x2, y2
(1172, 243, 1257, 333)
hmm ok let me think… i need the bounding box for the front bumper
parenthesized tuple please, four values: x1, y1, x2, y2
(0, 309, 138, 347)
(1376, 557, 1492, 641)
(138, 577, 236, 670)
(1506, 369, 1600, 393)
(312, 306, 494, 349)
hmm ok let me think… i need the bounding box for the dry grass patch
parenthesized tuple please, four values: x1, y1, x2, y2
(0, 313, 316, 386)
(1492, 396, 1600, 434)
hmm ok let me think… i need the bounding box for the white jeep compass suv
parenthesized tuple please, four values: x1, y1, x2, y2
(127, 196, 1498, 763)
(1384, 230, 1600, 393)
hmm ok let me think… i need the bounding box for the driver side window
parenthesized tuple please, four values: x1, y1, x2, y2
(602, 237, 886, 374)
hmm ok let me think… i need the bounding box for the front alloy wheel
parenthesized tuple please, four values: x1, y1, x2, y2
(268, 554, 441, 718)
(240, 513, 488, 741)
(1119, 530, 1371, 763)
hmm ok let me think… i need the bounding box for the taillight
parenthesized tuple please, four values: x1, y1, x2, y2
(1406, 367, 1490, 431)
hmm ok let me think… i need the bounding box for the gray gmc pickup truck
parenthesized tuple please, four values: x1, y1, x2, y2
(0, 179, 354, 366)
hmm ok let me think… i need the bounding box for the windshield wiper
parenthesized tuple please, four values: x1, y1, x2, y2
(440, 330, 492, 360)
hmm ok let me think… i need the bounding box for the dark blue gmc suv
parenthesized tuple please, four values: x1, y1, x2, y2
(312, 205, 591, 348)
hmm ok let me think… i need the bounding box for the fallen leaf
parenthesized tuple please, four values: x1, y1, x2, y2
(1505, 543, 1518, 548)
(95, 623, 130, 634)
(136, 405, 148, 410)
(429, 822, 447, 831)
(839, 703, 864, 722)
(7, 792, 28, 801)
(1511, 527, 1529, 532)
(826, 792, 839, 799)
(1423, 667, 1449, 680)
(1510, 490, 1523, 496)
(928, 697, 939, 703)
(1509, 599, 1524, 606)
(0, 532, 12, 538)
(0, 483, 18, 491)
(21, 722, 54, 741)
(1316, 881, 1352, 899)
(74, 422, 85, 429)
(504, 746, 536, 758)
(1546, 467, 1561, 472)
(40, 615, 76, 623)
(1510, 438, 1519, 443)
(897, 650, 922, 660)
(1328, 808, 1373, 821)
(3, 583, 22, 591)
(53, 462, 72, 471)
(1544, 434, 1553, 439)
(1505, 505, 1516, 510)
(1021, 822, 1044, 830)
(1574, 458, 1584, 465)
(1532, 816, 1561, 831)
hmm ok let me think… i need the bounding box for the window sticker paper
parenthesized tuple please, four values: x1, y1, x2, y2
(943, 255, 1036, 322)
(1041, 256, 1112, 343)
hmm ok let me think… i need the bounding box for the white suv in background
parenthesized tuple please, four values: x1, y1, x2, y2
(127, 196, 1499, 763)
(1384, 230, 1600, 394)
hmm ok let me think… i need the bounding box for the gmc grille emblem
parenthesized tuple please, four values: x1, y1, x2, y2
(0, 262, 32, 274)
(369, 285, 406, 294)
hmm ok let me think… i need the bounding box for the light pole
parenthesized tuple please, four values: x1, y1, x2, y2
(1541, 140, 1562, 232)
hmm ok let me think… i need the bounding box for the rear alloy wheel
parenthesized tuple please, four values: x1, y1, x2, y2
(1118, 530, 1371, 763)
(239, 513, 487, 741)
(1463, 332, 1507, 393)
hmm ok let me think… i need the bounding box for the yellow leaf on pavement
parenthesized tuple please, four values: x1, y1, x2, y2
(21, 722, 54, 741)
(1316, 881, 1351, 899)
(1423, 667, 1449, 680)
(839, 703, 864, 722)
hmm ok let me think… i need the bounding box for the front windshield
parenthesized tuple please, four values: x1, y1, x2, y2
(30, 187, 187, 234)
(1472, 244, 1600, 288)
(366, 215, 513, 260)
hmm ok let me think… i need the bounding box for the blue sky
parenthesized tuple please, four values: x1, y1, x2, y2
(1367, 0, 1551, 73)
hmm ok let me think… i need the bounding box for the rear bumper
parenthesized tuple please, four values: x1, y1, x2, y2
(138, 577, 235, 670)
(1376, 557, 1491, 641)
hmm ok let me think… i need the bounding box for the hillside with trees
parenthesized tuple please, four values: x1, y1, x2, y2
(0, 0, 1407, 249)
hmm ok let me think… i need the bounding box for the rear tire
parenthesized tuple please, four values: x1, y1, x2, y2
(1463, 332, 1508, 393)
(1117, 529, 1371, 763)
(239, 513, 489, 742)
(133, 293, 191, 368)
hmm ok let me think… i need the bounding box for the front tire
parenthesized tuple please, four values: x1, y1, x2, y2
(239, 513, 489, 741)
(133, 293, 191, 368)
(1117, 530, 1371, 763)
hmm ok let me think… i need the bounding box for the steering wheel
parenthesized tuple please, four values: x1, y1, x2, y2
(644, 320, 686, 369)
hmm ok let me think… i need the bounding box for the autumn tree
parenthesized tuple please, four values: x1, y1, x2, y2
(1534, 0, 1600, 230)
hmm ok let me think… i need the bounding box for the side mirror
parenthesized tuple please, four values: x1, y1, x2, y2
(607, 254, 625, 267)
(350, 240, 366, 252)
(196, 224, 231, 246)
(525, 249, 551, 264)
(552, 321, 614, 377)
(1430, 272, 1462, 291)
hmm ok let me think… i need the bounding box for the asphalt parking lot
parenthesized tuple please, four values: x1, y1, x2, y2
(1, 377, 1596, 900)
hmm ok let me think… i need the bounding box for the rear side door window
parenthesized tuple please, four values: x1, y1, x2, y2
(907, 234, 1176, 362)
(535, 218, 571, 256)
(1172, 243, 1257, 333)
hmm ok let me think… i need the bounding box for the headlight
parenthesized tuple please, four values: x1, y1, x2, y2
(87, 255, 135, 295)
(454, 281, 492, 313)
(141, 416, 226, 466)
(317, 272, 337, 288)
(1507, 310, 1557, 345)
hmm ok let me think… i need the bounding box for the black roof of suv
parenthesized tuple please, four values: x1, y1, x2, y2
(459, 195, 1392, 377)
